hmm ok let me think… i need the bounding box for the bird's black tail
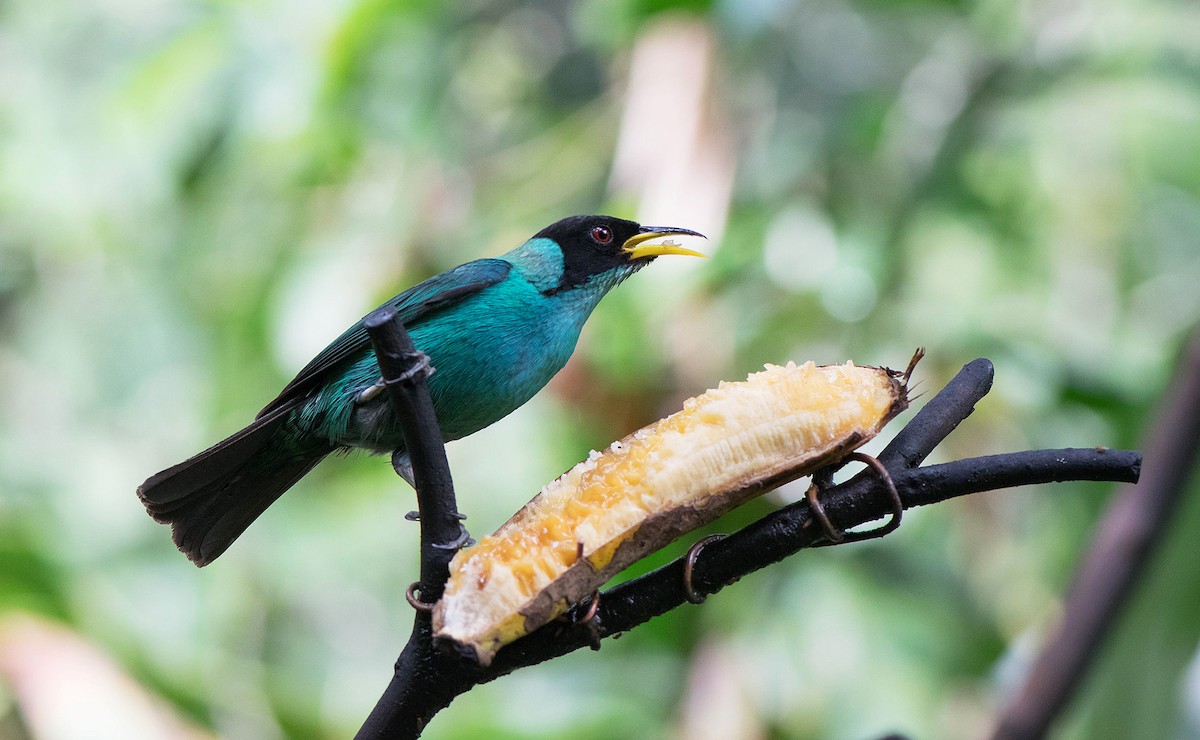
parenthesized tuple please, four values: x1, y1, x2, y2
(137, 406, 334, 566)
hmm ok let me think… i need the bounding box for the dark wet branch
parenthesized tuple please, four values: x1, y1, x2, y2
(353, 351, 1142, 738)
(485, 448, 1139, 678)
(357, 308, 471, 738)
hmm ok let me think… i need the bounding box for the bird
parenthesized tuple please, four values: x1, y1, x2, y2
(138, 215, 705, 566)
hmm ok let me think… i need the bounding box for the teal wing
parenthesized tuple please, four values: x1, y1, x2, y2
(256, 258, 512, 418)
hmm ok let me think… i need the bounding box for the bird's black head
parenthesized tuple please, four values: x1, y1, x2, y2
(533, 215, 705, 295)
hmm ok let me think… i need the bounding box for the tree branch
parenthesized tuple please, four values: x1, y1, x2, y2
(353, 354, 1142, 737)
(991, 328, 1200, 739)
(356, 308, 472, 738)
(482, 448, 1139, 678)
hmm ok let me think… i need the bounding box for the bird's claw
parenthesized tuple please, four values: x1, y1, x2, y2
(391, 450, 416, 488)
(356, 382, 386, 404)
(432, 521, 474, 550)
(355, 352, 436, 405)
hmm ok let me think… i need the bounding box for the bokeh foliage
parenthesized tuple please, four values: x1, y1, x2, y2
(1, 0, 1199, 737)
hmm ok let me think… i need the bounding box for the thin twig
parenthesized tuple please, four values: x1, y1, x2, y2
(991, 328, 1200, 739)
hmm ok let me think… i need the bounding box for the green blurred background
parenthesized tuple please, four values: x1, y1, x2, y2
(2, 0, 1199, 737)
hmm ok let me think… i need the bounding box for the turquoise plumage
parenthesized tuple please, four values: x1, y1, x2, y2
(138, 215, 703, 565)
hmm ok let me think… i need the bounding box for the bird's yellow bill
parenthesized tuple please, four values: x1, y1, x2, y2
(622, 231, 708, 260)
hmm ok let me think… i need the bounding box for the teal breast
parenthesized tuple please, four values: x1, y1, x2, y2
(411, 277, 586, 441)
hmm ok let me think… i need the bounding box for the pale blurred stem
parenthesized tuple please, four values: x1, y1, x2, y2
(877, 56, 1146, 299)
(353, 354, 1141, 738)
(876, 61, 1012, 300)
(991, 327, 1200, 740)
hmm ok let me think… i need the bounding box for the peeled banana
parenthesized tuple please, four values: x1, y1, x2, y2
(433, 359, 913, 664)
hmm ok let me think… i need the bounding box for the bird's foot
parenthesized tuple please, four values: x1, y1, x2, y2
(356, 352, 436, 406)
(391, 450, 416, 488)
(356, 382, 386, 404)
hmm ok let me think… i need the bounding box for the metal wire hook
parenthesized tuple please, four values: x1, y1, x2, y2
(682, 534, 727, 604)
(405, 582, 436, 612)
(808, 451, 904, 546)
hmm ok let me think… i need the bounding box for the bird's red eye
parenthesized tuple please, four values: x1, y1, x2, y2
(590, 226, 613, 244)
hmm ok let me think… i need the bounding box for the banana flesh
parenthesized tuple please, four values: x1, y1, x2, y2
(434, 359, 912, 664)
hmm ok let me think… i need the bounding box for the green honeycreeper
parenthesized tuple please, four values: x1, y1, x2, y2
(138, 215, 705, 566)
